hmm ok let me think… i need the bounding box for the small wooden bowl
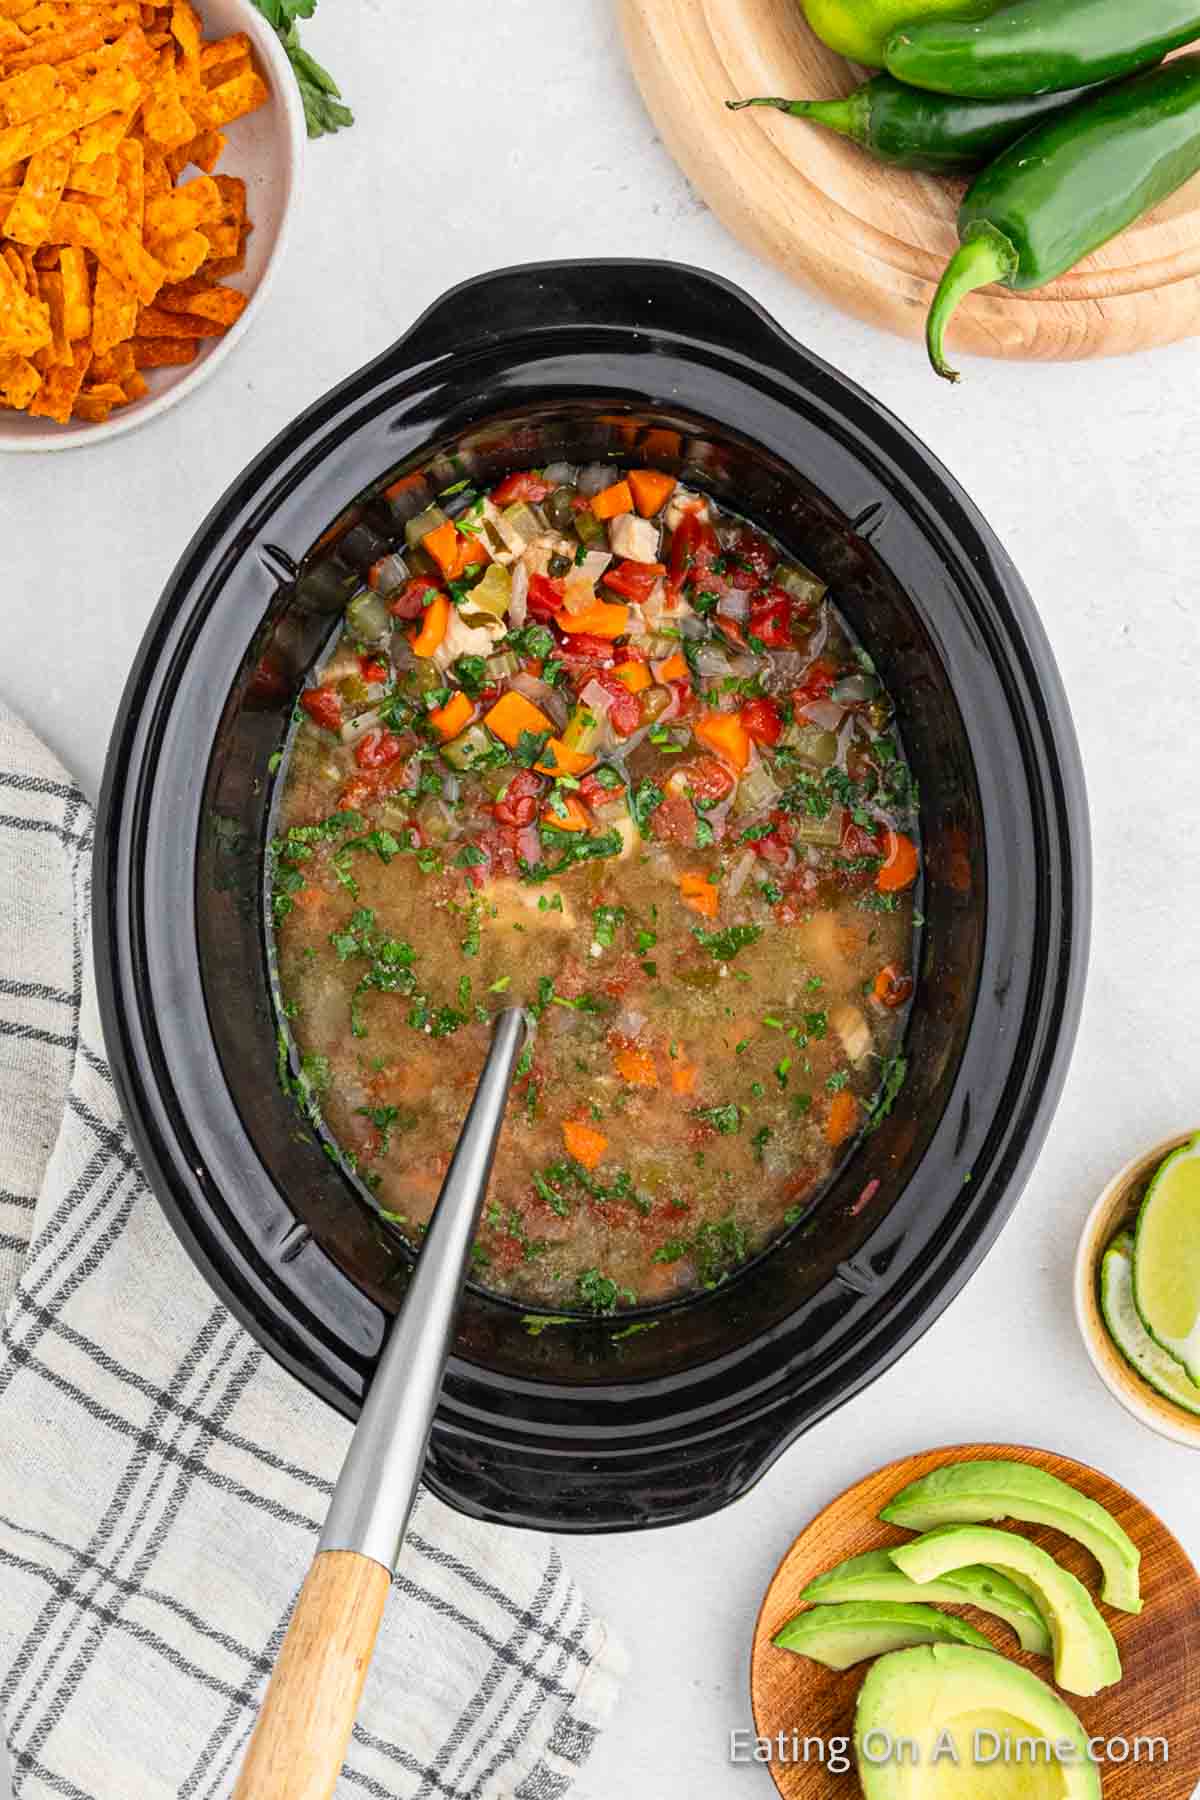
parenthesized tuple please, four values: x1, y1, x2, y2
(1074, 1133, 1200, 1451)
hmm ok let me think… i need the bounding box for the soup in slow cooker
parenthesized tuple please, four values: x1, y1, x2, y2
(271, 461, 919, 1313)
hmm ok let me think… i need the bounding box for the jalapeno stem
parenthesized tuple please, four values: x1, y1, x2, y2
(726, 95, 867, 145)
(926, 222, 1019, 383)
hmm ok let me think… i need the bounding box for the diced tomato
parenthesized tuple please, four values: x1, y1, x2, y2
(248, 653, 288, 702)
(649, 788, 696, 846)
(557, 632, 618, 670)
(526, 573, 565, 620)
(600, 950, 645, 999)
(579, 771, 626, 807)
(354, 729, 404, 770)
(682, 755, 735, 805)
(874, 963, 914, 1009)
(338, 768, 406, 812)
(299, 684, 343, 732)
(602, 560, 665, 604)
(715, 613, 747, 649)
(388, 576, 442, 621)
(841, 815, 884, 859)
(359, 656, 388, 685)
(491, 768, 544, 829)
(753, 830, 791, 867)
(748, 589, 792, 648)
(793, 656, 838, 708)
(740, 695, 783, 745)
(594, 670, 643, 736)
(669, 509, 719, 589)
(491, 470, 554, 506)
(731, 526, 778, 585)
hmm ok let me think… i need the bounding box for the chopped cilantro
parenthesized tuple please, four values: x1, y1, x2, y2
(691, 923, 762, 961)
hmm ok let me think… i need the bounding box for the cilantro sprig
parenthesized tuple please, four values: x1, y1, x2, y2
(250, 0, 354, 138)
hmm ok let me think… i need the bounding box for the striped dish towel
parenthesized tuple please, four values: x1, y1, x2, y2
(0, 702, 625, 1800)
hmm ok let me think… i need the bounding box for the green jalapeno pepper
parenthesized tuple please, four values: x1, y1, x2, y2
(888, 0, 1200, 98)
(726, 76, 1092, 175)
(926, 56, 1200, 382)
(801, 0, 998, 68)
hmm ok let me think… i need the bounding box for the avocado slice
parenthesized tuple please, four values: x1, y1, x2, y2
(880, 1458, 1142, 1614)
(774, 1601, 992, 1670)
(1102, 1232, 1200, 1417)
(855, 1645, 1101, 1798)
(799, 1550, 1051, 1656)
(890, 1526, 1121, 1697)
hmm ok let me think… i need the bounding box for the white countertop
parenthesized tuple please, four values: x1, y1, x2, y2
(4, 3, 1199, 1795)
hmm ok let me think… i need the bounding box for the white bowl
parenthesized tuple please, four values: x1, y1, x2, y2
(0, 0, 305, 453)
(1073, 1131, 1200, 1451)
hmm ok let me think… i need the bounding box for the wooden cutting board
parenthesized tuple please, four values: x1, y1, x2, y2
(751, 1442, 1200, 1798)
(619, 0, 1200, 363)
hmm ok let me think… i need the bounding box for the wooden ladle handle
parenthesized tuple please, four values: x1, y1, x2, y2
(232, 1550, 391, 1800)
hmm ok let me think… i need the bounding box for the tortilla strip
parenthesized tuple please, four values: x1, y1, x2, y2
(69, 388, 110, 419)
(188, 66, 265, 131)
(0, 66, 138, 173)
(50, 195, 162, 302)
(0, 349, 41, 405)
(0, 0, 40, 21)
(72, 100, 134, 160)
(0, 62, 60, 123)
(2, 16, 106, 72)
(89, 337, 131, 379)
(197, 30, 247, 73)
(4, 129, 72, 242)
(0, 237, 50, 351)
(57, 237, 89, 334)
(169, 0, 198, 77)
(142, 168, 218, 236)
(134, 299, 221, 336)
(27, 331, 88, 418)
(140, 43, 192, 147)
(130, 331, 194, 365)
(37, 263, 74, 363)
(66, 142, 113, 192)
(156, 277, 243, 326)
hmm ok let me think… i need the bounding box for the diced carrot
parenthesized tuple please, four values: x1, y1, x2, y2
(628, 469, 677, 517)
(876, 830, 919, 893)
(614, 1046, 658, 1087)
(610, 659, 652, 695)
(590, 479, 634, 521)
(428, 690, 475, 740)
(535, 737, 596, 778)
(670, 1061, 697, 1096)
(694, 710, 751, 772)
(422, 518, 462, 578)
(563, 1118, 608, 1170)
(825, 1089, 858, 1147)
(409, 592, 450, 657)
(542, 793, 591, 832)
(483, 689, 555, 748)
(293, 885, 328, 911)
(557, 600, 630, 639)
(653, 651, 689, 684)
(679, 872, 719, 919)
(640, 428, 682, 458)
(450, 533, 489, 578)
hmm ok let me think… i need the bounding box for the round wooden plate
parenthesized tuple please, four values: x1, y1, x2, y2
(751, 1442, 1200, 1798)
(619, 0, 1200, 363)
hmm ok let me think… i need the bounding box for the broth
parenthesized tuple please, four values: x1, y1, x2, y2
(272, 462, 918, 1313)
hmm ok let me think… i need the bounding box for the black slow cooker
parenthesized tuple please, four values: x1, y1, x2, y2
(95, 261, 1089, 1531)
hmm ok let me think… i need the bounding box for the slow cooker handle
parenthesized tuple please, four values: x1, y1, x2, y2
(391, 258, 795, 368)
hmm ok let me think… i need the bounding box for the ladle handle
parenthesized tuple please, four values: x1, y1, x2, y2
(232, 1008, 528, 1800)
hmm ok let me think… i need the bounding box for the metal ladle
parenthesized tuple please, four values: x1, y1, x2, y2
(232, 1007, 528, 1800)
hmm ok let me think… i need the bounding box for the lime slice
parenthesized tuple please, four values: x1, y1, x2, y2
(1102, 1232, 1200, 1417)
(1132, 1131, 1200, 1386)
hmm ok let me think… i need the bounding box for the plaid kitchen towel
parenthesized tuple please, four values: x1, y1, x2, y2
(0, 702, 626, 1800)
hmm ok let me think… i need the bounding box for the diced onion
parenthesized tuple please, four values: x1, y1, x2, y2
(577, 462, 615, 497)
(339, 708, 383, 746)
(832, 1004, 873, 1066)
(542, 462, 576, 486)
(727, 849, 757, 896)
(579, 678, 614, 722)
(614, 1008, 646, 1038)
(695, 642, 734, 677)
(798, 699, 845, 732)
(439, 772, 460, 806)
(508, 561, 529, 628)
(718, 589, 750, 622)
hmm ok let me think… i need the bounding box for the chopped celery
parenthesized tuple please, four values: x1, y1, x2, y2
(497, 501, 547, 552)
(563, 705, 605, 758)
(575, 510, 609, 549)
(345, 590, 392, 644)
(832, 672, 882, 703)
(485, 649, 521, 682)
(780, 723, 838, 766)
(732, 759, 781, 816)
(440, 723, 498, 770)
(775, 562, 827, 605)
(791, 806, 844, 848)
(641, 686, 671, 724)
(405, 504, 449, 550)
(464, 563, 512, 621)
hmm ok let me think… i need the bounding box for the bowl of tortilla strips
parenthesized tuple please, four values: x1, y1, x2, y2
(0, 0, 304, 449)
